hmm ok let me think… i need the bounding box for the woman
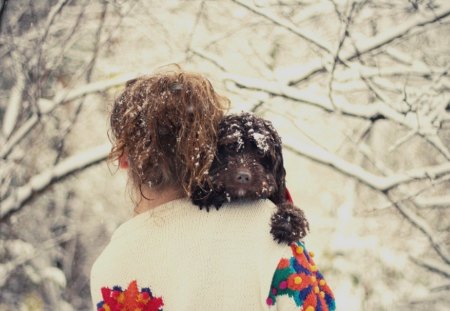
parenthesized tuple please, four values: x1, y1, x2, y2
(90, 69, 335, 311)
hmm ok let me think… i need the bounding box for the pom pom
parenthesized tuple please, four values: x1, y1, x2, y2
(270, 203, 309, 244)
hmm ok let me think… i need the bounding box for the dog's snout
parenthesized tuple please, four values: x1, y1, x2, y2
(236, 170, 251, 184)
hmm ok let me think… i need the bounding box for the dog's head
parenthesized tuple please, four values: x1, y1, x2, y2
(202, 112, 286, 205)
(191, 113, 310, 244)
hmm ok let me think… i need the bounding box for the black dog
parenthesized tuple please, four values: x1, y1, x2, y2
(191, 112, 309, 244)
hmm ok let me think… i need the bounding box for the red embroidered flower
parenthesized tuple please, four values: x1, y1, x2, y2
(287, 273, 306, 291)
(97, 280, 164, 311)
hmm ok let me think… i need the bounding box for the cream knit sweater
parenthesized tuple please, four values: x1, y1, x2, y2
(90, 198, 335, 311)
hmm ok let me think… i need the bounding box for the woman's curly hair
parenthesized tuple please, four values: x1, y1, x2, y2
(109, 69, 229, 195)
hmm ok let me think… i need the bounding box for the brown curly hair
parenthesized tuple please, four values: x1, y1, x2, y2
(109, 69, 229, 196)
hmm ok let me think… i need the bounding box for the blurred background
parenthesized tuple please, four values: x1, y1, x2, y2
(1, 0, 449, 310)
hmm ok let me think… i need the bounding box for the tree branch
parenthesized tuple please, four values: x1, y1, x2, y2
(0, 232, 74, 287)
(416, 195, 450, 209)
(0, 73, 137, 159)
(283, 142, 450, 192)
(225, 73, 450, 160)
(2, 71, 25, 139)
(387, 197, 450, 265)
(287, 4, 450, 85)
(410, 256, 450, 279)
(0, 144, 110, 221)
(230, 0, 334, 55)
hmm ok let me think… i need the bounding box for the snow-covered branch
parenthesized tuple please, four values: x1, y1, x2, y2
(416, 195, 450, 209)
(2, 72, 25, 139)
(286, 4, 450, 84)
(226, 73, 450, 159)
(0, 232, 74, 287)
(40, 72, 138, 114)
(0, 144, 110, 220)
(0, 73, 137, 160)
(283, 142, 450, 192)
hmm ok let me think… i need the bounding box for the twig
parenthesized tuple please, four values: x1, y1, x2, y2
(230, 0, 334, 56)
(327, 1, 356, 111)
(189, 48, 229, 72)
(386, 195, 450, 265)
(0, 0, 8, 33)
(410, 256, 450, 278)
(186, 0, 205, 53)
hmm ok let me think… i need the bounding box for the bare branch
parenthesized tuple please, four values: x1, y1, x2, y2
(186, 0, 205, 53)
(431, 283, 450, 292)
(327, 1, 356, 111)
(41, 0, 71, 44)
(189, 48, 229, 72)
(0, 0, 9, 34)
(0, 144, 110, 221)
(230, 0, 334, 55)
(410, 256, 450, 279)
(287, 4, 450, 85)
(387, 196, 450, 265)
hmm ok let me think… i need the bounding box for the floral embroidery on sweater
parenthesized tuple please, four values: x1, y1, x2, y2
(266, 241, 336, 311)
(97, 280, 164, 311)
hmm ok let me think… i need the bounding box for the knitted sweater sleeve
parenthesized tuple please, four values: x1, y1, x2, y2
(265, 241, 336, 311)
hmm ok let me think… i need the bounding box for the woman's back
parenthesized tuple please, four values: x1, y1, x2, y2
(91, 199, 289, 310)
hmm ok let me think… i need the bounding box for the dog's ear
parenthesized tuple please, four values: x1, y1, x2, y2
(270, 203, 309, 244)
(256, 118, 286, 205)
(269, 142, 286, 205)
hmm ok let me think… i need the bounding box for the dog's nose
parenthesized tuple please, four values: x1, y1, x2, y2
(236, 170, 251, 184)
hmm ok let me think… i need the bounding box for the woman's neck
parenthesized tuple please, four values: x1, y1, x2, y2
(134, 186, 186, 215)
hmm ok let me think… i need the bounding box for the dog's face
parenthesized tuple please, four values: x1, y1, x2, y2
(207, 113, 286, 204)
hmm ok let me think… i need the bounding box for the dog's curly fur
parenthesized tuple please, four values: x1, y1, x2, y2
(191, 112, 309, 244)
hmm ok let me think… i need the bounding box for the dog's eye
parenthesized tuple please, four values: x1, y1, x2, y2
(227, 142, 240, 152)
(260, 156, 273, 169)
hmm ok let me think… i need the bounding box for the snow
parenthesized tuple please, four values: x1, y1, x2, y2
(252, 132, 269, 153)
(42, 267, 67, 288)
(226, 128, 244, 151)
